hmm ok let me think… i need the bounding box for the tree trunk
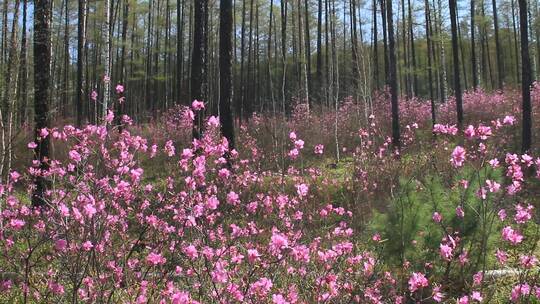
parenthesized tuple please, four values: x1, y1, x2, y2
(102, 0, 111, 123)
(449, 0, 463, 129)
(191, 0, 208, 140)
(386, 0, 400, 150)
(239, 0, 247, 120)
(76, 0, 87, 126)
(492, 0, 504, 89)
(1, 0, 20, 182)
(219, 0, 235, 151)
(304, 0, 311, 108)
(511, 0, 520, 84)
(63, 0, 70, 118)
(117, 0, 129, 130)
(471, 0, 479, 89)
(425, 0, 435, 125)
(317, 0, 323, 97)
(268, 0, 276, 113)
(17, 0, 29, 126)
(32, 0, 52, 207)
(176, 0, 185, 103)
(281, 0, 288, 113)
(373, 0, 379, 90)
(408, 0, 418, 96)
(519, 0, 532, 152)
(380, 0, 389, 85)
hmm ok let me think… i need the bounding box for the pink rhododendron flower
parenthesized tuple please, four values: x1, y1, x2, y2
(164, 140, 175, 157)
(519, 255, 538, 268)
(82, 241, 93, 251)
(432, 285, 444, 302)
(251, 277, 273, 297)
(191, 100, 205, 111)
(69, 150, 82, 163)
(511, 283, 530, 302)
(473, 272, 483, 286)
(146, 252, 166, 266)
(183, 245, 198, 260)
(55, 239, 67, 252)
(439, 243, 453, 261)
(464, 125, 476, 138)
(459, 251, 469, 265)
(294, 139, 304, 149)
(207, 116, 219, 127)
(514, 204, 533, 224)
(10, 219, 25, 230)
(458, 296, 469, 304)
(498, 209, 507, 221)
(270, 231, 289, 251)
(432, 212, 442, 223)
(408, 272, 428, 293)
(486, 180, 500, 193)
(90, 90, 98, 101)
(288, 148, 299, 160)
(451, 146, 466, 168)
(496, 249, 509, 265)
(115, 84, 124, 94)
(289, 132, 297, 140)
(503, 115, 516, 125)
(502, 226, 524, 245)
(227, 191, 240, 205)
(456, 206, 465, 218)
(39, 128, 49, 138)
(48, 281, 65, 295)
(296, 183, 309, 197)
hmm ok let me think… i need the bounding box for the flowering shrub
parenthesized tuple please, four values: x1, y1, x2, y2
(1, 88, 540, 303)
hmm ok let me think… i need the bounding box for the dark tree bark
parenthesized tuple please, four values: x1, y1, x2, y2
(511, 0, 520, 84)
(457, 9, 468, 89)
(17, 0, 29, 125)
(386, 0, 400, 150)
(268, 0, 276, 111)
(350, 0, 359, 97)
(145, 0, 154, 115)
(116, 0, 129, 131)
(1, 1, 7, 65)
(246, 0, 254, 117)
(373, 0, 379, 89)
(219, 0, 235, 151)
(408, 0, 418, 96)
(76, 0, 87, 126)
(2, 0, 20, 117)
(102, 0, 112, 122)
(238, 0, 247, 120)
(304, 0, 311, 107)
(425, 0, 435, 125)
(63, 0, 69, 118)
(317, 0, 323, 95)
(519, 0, 532, 152)
(380, 0, 389, 85)
(492, 0, 504, 89)
(449, 0, 463, 129)
(176, 0, 185, 103)
(191, 0, 208, 140)
(33, 0, 52, 207)
(471, 0, 478, 89)
(401, 0, 410, 98)
(281, 0, 288, 112)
